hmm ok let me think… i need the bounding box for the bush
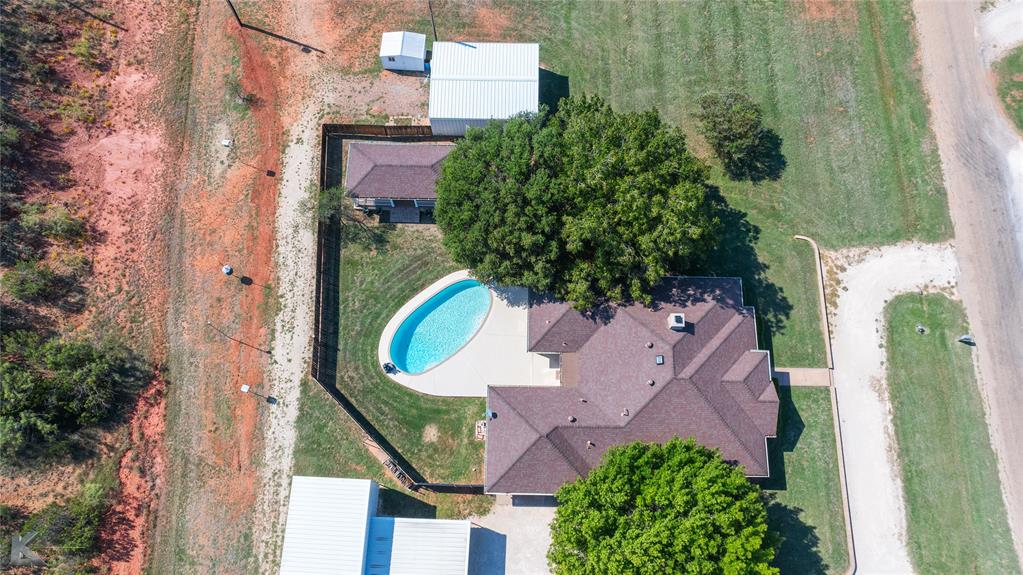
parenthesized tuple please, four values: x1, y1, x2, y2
(1, 259, 57, 301)
(0, 331, 128, 462)
(695, 90, 784, 181)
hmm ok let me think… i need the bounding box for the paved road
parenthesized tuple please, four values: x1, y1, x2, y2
(914, 0, 1023, 564)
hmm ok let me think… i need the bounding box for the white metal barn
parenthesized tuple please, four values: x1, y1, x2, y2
(428, 42, 539, 136)
(380, 31, 427, 72)
(278, 477, 471, 575)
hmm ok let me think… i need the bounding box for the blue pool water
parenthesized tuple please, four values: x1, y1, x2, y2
(389, 279, 492, 374)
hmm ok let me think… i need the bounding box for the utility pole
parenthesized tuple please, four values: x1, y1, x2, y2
(427, 0, 438, 42)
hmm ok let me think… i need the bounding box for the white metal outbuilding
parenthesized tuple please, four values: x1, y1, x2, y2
(428, 42, 539, 136)
(278, 477, 471, 575)
(380, 31, 427, 72)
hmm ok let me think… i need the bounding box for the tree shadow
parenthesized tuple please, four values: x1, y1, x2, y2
(694, 189, 792, 355)
(765, 495, 829, 575)
(725, 128, 787, 183)
(378, 488, 436, 519)
(539, 68, 570, 114)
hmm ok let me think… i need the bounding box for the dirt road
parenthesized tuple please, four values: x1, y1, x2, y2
(914, 0, 1023, 563)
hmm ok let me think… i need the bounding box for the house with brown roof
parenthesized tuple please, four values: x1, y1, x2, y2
(345, 141, 455, 223)
(484, 277, 779, 495)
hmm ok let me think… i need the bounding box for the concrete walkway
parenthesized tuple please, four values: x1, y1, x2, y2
(830, 242, 958, 574)
(378, 270, 559, 397)
(773, 367, 831, 387)
(469, 497, 556, 575)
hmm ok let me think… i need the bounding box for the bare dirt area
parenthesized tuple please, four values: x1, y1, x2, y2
(914, 0, 1023, 563)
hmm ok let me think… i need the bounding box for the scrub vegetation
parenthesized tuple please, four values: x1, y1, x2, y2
(885, 294, 1020, 574)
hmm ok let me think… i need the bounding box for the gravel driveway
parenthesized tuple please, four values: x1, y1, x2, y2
(830, 242, 958, 574)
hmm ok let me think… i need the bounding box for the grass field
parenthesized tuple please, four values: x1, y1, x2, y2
(292, 225, 491, 519)
(764, 386, 849, 575)
(885, 294, 1020, 574)
(502, 0, 952, 367)
(994, 44, 1023, 134)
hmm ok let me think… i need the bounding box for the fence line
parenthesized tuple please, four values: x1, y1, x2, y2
(310, 124, 481, 492)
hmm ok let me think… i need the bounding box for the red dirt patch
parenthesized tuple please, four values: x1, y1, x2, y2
(94, 379, 167, 574)
(801, 0, 856, 22)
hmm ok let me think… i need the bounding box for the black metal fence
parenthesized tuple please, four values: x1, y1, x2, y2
(310, 124, 482, 493)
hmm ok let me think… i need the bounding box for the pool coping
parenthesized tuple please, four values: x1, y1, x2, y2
(383, 271, 494, 377)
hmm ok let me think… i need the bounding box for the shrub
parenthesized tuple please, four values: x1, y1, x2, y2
(695, 90, 784, 181)
(0, 331, 128, 462)
(1, 259, 57, 301)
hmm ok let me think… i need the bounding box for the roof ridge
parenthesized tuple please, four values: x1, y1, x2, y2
(545, 429, 590, 476)
(679, 313, 747, 379)
(690, 378, 766, 472)
(620, 306, 672, 347)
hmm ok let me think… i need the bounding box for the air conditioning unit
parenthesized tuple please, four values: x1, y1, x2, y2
(667, 313, 686, 331)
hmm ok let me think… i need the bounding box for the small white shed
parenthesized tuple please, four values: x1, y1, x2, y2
(380, 31, 427, 72)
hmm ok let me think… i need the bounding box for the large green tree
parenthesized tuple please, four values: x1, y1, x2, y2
(435, 96, 719, 309)
(548, 438, 778, 575)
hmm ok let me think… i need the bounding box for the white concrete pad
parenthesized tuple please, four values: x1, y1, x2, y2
(379, 270, 559, 397)
(469, 498, 556, 575)
(831, 242, 958, 574)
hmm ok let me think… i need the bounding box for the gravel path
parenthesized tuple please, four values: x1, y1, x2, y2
(830, 242, 958, 575)
(252, 106, 318, 573)
(914, 0, 1023, 563)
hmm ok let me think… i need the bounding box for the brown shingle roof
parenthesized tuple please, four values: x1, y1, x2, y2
(485, 277, 779, 494)
(344, 141, 454, 200)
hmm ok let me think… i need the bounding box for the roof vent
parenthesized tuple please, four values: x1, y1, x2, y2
(647, 379, 655, 386)
(586, 440, 595, 450)
(655, 355, 665, 365)
(621, 409, 629, 417)
(645, 341, 654, 349)
(667, 313, 686, 331)
(568, 415, 577, 423)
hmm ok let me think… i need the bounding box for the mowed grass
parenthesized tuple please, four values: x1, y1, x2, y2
(507, 0, 952, 367)
(764, 386, 849, 575)
(994, 44, 1023, 134)
(292, 225, 491, 519)
(885, 294, 1020, 574)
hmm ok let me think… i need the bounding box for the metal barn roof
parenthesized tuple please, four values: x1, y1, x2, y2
(365, 518, 471, 575)
(428, 42, 539, 121)
(380, 31, 426, 59)
(279, 477, 471, 575)
(279, 477, 376, 575)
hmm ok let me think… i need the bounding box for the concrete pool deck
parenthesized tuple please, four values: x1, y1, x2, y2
(378, 270, 560, 397)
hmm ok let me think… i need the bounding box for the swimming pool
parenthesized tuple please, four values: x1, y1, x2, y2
(389, 279, 492, 374)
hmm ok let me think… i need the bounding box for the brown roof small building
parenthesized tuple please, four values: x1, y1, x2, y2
(344, 141, 454, 208)
(484, 277, 779, 495)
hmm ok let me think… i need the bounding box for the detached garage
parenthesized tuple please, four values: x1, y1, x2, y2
(428, 42, 539, 136)
(278, 477, 471, 575)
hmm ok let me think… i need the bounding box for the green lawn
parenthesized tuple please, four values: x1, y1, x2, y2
(503, 0, 952, 367)
(292, 225, 492, 519)
(764, 386, 849, 575)
(885, 294, 1019, 574)
(994, 44, 1023, 134)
